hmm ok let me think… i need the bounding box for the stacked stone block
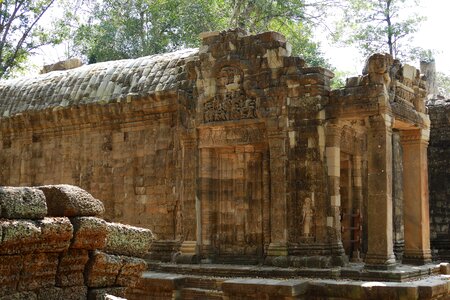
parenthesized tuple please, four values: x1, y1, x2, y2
(0, 184, 154, 299)
(427, 99, 450, 260)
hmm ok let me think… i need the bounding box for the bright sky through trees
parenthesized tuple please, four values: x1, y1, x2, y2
(321, 0, 450, 75)
(29, 0, 450, 77)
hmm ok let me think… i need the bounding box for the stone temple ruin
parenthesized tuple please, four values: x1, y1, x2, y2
(0, 29, 450, 298)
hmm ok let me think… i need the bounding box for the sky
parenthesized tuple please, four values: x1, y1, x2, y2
(321, 0, 450, 76)
(31, 0, 450, 77)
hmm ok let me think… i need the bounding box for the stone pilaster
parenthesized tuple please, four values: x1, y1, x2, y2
(266, 133, 288, 258)
(365, 115, 396, 270)
(177, 137, 199, 263)
(400, 129, 432, 265)
(325, 123, 347, 265)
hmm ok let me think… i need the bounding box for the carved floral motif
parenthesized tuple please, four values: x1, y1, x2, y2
(204, 65, 257, 123)
(204, 91, 256, 122)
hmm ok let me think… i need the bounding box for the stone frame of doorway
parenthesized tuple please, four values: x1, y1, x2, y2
(364, 115, 432, 269)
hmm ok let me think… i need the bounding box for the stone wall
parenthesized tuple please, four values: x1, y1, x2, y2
(0, 184, 154, 299)
(428, 99, 450, 259)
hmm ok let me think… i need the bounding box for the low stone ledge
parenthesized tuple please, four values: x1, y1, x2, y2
(38, 185, 104, 217)
(70, 217, 107, 250)
(0, 187, 47, 219)
(0, 217, 72, 255)
(104, 222, 154, 258)
(221, 278, 309, 298)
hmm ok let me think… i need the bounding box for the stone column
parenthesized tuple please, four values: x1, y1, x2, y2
(325, 124, 347, 265)
(392, 131, 405, 261)
(177, 137, 199, 263)
(266, 133, 288, 259)
(400, 129, 432, 265)
(351, 153, 363, 262)
(365, 115, 396, 269)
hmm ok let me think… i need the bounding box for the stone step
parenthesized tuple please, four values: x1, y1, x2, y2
(180, 287, 224, 300)
(183, 276, 225, 291)
(129, 271, 450, 300)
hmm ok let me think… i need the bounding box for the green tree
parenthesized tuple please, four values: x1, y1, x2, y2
(337, 0, 425, 60)
(436, 72, 450, 98)
(71, 0, 332, 67)
(0, 0, 61, 78)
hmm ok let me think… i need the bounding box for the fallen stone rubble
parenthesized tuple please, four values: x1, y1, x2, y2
(0, 185, 154, 300)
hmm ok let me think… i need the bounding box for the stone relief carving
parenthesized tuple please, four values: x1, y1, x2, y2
(301, 197, 314, 237)
(204, 65, 257, 123)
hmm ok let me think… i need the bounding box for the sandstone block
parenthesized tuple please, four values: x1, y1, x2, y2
(104, 222, 154, 257)
(85, 251, 147, 289)
(0, 291, 37, 300)
(0, 187, 47, 219)
(56, 249, 89, 287)
(36, 287, 62, 300)
(70, 217, 107, 250)
(116, 256, 147, 287)
(0, 218, 72, 255)
(61, 286, 88, 300)
(0, 255, 23, 296)
(85, 251, 123, 288)
(38, 185, 105, 217)
(18, 253, 59, 291)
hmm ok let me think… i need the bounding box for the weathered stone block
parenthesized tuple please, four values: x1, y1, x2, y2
(18, 253, 59, 291)
(85, 251, 123, 288)
(116, 256, 147, 287)
(85, 251, 147, 289)
(0, 218, 72, 255)
(0, 187, 47, 219)
(56, 249, 89, 287)
(36, 287, 63, 300)
(0, 255, 23, 296)
(70, 217, 107, 250)
(61, 286, 88, 300)
(38, 185, 105, 217)
(104, 222, 154, 257)
(0, 291, 37, 300)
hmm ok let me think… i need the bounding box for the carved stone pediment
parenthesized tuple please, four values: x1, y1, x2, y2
(203, 65, 257, 123)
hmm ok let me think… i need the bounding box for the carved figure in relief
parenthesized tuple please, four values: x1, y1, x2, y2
(301, 197, 314, 237)
(203, 65, 257, 123)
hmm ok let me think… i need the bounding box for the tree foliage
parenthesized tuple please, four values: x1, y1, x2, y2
(71, 0, 332, 67)
(337, 0, 425, 60)
(0, 0, 61, 78)
(436, 72, 450, 99)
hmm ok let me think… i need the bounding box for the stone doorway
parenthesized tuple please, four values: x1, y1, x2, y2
(213, 147, 264, 263)
(340, 152, 363, 261)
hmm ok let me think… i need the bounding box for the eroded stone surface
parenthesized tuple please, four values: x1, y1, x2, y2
(38, 185, 105, 217)
(0, 187, 47, 219)
(70, 216, 107, 250)
(0, 185, 153, 299)
(105, 222, 154, 258)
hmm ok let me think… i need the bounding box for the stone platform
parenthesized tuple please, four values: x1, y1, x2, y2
(128, 268, 450, 300)
(147, 261, 449, 282)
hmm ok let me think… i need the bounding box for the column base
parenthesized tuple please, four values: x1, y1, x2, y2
(402, 249, 432, 265)
(266, 242, 288, 256)
(365, 253, 397, 270)
(175, 240, 199, 264)
(265, 242, 289, 267)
